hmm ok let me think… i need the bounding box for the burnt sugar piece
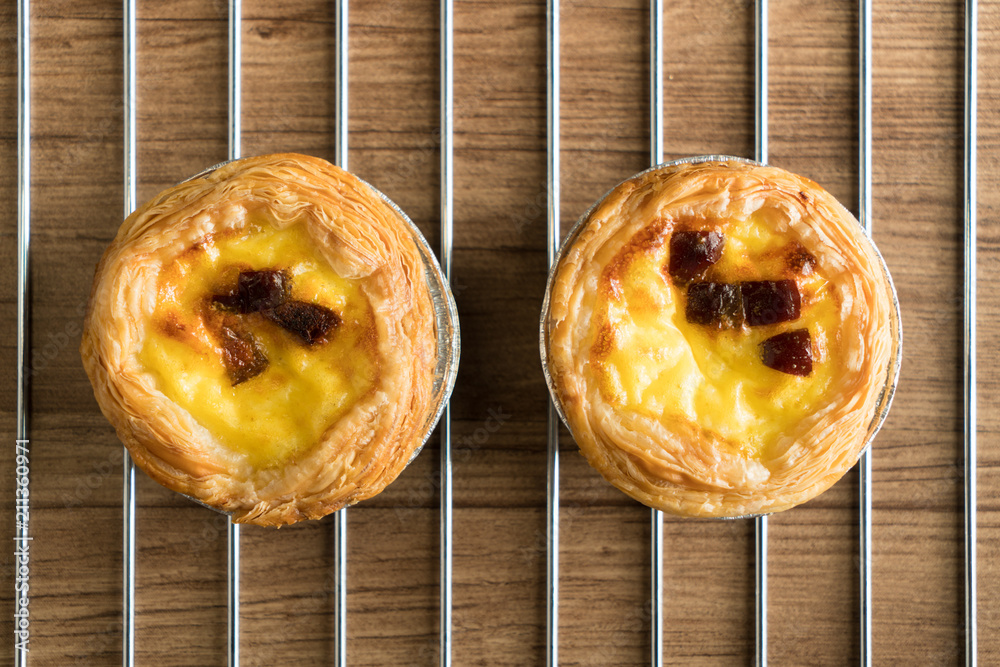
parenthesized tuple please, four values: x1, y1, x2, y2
(685, 279, 801, 329)
(760, 329, 813, 376)
(214, 268, 340, 345)
(213, 269, 290, 313)
(668, 230, 724, 283)
(265, 301, 341, 345)
(219, 324, 269, 385)
(686, 282, 744, 328)
(741, 280, 801, 326)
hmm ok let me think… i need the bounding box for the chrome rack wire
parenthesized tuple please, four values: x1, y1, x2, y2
(858, 0, 873, 662)
(227, 1, 242, 665)
(964, 0, 979, 663)
(545, 0, 561, 665)
(334, 0, 349, 664)
(753, 0, 769, 664)
(14, 0, 31, 665)
(649, 1, 664, 665)
(440, 0, 455, 664)
(122, 0, 139, 664)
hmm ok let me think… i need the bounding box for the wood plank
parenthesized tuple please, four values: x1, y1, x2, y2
(0, 0, 998, 663)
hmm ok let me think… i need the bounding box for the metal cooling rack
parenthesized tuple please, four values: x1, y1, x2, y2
(11, 0, 979, 665)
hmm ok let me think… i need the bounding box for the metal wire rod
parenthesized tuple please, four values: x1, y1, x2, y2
(335, 0, 349, 172)
(649, 1, 664, 665)
(963, 0, 979, 663)
(15, 3, 30, 471)
(754, 0, 768, 165)
(545, 0, 561, 665)
(122, 1, 138, 664)
(227, 522, 240, 667)
(545, 402, 559, 667)
(14, 0, 31, 665)
(439, 0, 455, 665)
(333, 2, 349, 665)
(857, 0, 873, 663)
(227, 2, 242, 665)
(753, 1, 768, 665)
(754, 516, 768, 667)
(229, 0, 242, 161)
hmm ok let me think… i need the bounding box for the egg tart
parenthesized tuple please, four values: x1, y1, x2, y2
(541, 157, 900, 518)
(82, 153, 459, 526)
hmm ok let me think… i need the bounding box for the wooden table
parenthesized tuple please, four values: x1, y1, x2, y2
(1, 0, 997, 664)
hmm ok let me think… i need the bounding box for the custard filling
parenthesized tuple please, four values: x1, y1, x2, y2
(590, 212, 842, 459)
(138, 219, 379, 469)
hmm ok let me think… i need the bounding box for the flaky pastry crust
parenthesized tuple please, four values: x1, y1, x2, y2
(82, 153, 440, 526)
(543, 159, 900, 518)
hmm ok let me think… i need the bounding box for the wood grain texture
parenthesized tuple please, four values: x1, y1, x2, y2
(1, 0, 998, 664)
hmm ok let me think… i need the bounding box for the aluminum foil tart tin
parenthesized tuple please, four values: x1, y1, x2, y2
(177, 157, 460, 513)
(538, 155, 902, 519)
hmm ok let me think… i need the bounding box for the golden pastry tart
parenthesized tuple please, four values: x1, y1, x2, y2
(82, 153, 458, 527)
(542, 157, 900, 518)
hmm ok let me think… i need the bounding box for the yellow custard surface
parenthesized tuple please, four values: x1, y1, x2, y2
(138, 219, 379, 469)
(590, 213, 842, 460)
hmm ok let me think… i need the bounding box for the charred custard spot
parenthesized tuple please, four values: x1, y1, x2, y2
(160, 313, 187, 339)
(605, 218, 671, 291)
(667, 230, 724, 283)
(686, 282, 744, 328)
(785, 243, 817, 276)
(213, 269, 289, 313)
(590, 320, 617, 361)
(219, 323, 269, 385)
(741, 280, 800, 326)
(760, 329, 813, 376)
(265, 301, 341, 345)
